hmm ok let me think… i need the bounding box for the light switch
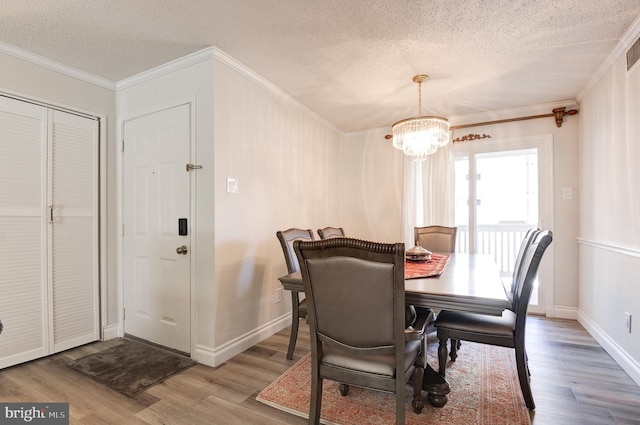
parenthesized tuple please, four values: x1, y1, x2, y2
(562, 187, 573, 200)
(226, 177, 239, 194)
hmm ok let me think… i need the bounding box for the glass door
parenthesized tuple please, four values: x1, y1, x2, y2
(454, 136, 553, 314)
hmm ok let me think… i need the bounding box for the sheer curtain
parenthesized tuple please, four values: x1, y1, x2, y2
(401, 141, 455, 246)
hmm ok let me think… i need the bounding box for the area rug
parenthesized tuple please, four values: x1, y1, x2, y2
(67, 338, 196, 397)
(257, 336, 531, 425)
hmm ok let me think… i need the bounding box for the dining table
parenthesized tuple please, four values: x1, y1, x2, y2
(278, 253, 511, 408)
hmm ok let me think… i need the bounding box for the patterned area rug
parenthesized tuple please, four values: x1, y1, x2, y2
(68, 338, 196, 397)
(257, 336, 531, 425)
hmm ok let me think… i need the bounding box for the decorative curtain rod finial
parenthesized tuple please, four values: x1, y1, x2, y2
(553, 107, 578, 128)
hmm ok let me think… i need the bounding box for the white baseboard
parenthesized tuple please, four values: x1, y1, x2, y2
(546, 305, 578, 320)
(578, 310, 640, 386)
(193, 314, 292, 368)
(102, 323, 121, 341)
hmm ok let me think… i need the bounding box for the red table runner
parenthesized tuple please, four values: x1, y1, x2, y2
(405, 253, 451, 279)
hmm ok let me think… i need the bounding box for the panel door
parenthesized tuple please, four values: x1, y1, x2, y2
(123, 104, 191, 353)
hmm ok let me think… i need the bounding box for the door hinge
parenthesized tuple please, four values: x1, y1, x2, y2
(121, 140, 125, 152)
(122, 223, 125, 237)
(186, 163, 203, 172)
(122, 308, 125, 321)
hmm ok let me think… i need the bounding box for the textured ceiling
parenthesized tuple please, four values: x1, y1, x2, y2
(1, 0, 639, 132)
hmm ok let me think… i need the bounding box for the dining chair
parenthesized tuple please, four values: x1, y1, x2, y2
(507, 227, 540, 305)
(294, 238, 429, 424)
(276, 228, 315, 360)
(317, 226, 345, 239)
(414, 226, 457, 253)
(434, 230, 553, 410)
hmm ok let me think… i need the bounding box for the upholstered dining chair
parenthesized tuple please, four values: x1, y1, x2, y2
(294, 238, 429, 424)
(435, 230, 553, 410)
(506, 228, 540, 304)
(414, 226, 457, 253)
(317, 226, 345, 239)
(276, 228, 315, 360)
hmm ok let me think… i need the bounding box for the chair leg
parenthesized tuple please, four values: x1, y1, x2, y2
(396, 382, 405, 425)
(412, 366, 425, 414)
(449, 338, 458, 362)
(309, 373, 323, 425)
(339, 384, 349, 396)
(437, 336, 448, 376)
(515, 345, 535, 409)
(286, 292, 301, 360)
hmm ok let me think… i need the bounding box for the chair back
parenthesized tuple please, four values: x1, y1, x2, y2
(513, 230, 553, 329)
(508, 227, 540, 303)
(317, 226, 345, 239)
(414, 226, 457, 253)
(295, 238, 405, 354)
(276, 228, 314, 273)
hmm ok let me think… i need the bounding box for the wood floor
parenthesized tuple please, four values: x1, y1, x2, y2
(1, 316, 639, 424)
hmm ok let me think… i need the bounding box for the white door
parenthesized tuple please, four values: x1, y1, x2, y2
(0, 96, 100, 369)
(50, 109, 100, 352)
(0, 96, 49, 368)
(123, 104, 191, 353)
(454, 136, 553, 315)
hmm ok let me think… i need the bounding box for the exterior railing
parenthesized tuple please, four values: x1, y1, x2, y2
(456, 224, 533, 278)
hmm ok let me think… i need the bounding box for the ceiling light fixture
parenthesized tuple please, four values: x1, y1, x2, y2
(391, 74, 449, 162)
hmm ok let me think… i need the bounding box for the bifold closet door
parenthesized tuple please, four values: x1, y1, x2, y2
(0, 96, 49, 368)
(0, 96, 99, 369)
(49, 109, 99, 352)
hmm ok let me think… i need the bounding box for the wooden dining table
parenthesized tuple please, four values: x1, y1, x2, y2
(278, 253, 511, 407)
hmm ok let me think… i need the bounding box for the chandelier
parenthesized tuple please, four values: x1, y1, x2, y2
(391, 74, 449, 162)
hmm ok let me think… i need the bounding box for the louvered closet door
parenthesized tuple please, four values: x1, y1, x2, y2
(0, 96, 48, 369)
(49, 109, 99, 352)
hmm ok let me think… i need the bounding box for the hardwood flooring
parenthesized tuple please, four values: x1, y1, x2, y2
(0, 316, 638, 424)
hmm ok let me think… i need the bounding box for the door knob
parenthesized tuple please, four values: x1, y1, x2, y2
(176, 245, 188, 255)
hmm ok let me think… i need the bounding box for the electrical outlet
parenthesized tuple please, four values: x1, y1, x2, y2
(275, 287, 283, 304)
(625, 312, 632, 333)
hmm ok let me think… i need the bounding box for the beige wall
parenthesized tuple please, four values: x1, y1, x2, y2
(578, 42, 640, 384)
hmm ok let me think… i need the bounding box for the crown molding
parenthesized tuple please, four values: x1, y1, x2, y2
(577, 14, 640, 100)
(212, 47, 340, 133)
(115, 47, 216, 91)
(0, 41, 116, 90)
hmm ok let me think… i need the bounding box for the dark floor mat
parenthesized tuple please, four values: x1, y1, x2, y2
(67, 339, 196, 397)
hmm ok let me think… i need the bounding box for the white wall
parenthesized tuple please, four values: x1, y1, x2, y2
(212, 56, 343, 353)
(577, 31, 640, 384)
(116, 48, 343, 366)
(0, 49, 119, 331)
(341, 128, 405, 242)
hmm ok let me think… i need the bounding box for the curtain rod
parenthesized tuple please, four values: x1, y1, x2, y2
(384, 107, 578, 140)
(450, 107, 578, 130)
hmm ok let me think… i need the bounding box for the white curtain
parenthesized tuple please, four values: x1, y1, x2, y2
(401, 141, 455, 246)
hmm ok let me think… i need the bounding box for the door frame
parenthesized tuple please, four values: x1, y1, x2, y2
(117, 97, 197, 353)
(454, 134, 555, 315)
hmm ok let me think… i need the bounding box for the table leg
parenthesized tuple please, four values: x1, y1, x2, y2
(422, 364, 450, 407)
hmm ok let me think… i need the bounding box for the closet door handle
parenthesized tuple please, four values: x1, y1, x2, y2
(49, 205, 53, 223)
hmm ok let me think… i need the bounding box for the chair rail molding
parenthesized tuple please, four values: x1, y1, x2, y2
(577, 237, 640, 258)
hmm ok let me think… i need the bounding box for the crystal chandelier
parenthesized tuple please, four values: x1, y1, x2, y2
(391, 75, 449, 162)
